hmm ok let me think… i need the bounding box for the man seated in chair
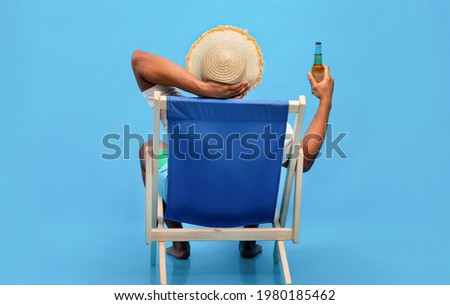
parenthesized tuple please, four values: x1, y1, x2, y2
(132, 26, 334, 259)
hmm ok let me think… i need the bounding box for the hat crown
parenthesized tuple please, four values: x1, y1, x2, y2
(186, 25, 263, 89)
(202, 40, 247, 84)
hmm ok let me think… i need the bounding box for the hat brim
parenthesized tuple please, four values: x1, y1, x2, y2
(186, 26, 263, 89)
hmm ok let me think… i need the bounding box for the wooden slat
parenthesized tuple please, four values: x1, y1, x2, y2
(293, 150, 304, 244)
(152, 92, 161, 235)
(148, 92, 162, 266)
(159, 241, 167, 285)
(145, 148, 152, 245)
(146, 150, 157, 266)
(277, 240, 292, 285)
(150, 228, 292, 241)
(159, 97, 302, 113)
(279, 96, 307, 227)
(156, 195, 167, 284)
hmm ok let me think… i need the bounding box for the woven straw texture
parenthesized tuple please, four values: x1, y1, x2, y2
(186, 26, 263, 89)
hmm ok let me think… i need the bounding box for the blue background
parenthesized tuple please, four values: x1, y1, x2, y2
(1, 0, 449, 284)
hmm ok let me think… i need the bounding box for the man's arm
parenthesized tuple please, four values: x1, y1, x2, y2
(301, 66, 334, 172)
(131, 50, 250, 98)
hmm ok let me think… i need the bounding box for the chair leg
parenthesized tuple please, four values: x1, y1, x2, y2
(159, 241, 167, 284)
(277, 240, 292, 285)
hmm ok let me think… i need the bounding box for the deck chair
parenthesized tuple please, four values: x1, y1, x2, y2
(145, 91, 306, 284)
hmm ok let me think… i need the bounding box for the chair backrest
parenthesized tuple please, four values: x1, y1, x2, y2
(164, 96, 289, 227)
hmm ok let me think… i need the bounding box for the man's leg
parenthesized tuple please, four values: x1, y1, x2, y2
(239, 225, 262, 258)
(139, 140, 191, 259)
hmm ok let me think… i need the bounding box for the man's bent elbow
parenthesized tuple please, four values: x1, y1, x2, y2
(131, 50, 144, 69)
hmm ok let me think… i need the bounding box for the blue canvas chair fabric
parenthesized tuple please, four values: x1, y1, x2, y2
(165, 96, 289, 227)
(145, 92, 306, 285)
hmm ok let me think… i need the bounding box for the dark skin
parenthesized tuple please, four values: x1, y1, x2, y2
(132, 50, 334, 259)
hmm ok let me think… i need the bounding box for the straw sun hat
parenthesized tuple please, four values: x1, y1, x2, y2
(186, 25, 264, 89)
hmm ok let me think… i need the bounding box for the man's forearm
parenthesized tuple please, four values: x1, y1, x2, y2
(131, 50, 250, 98)
(131, 50, 203, 93)
(301, 98, 332, 172)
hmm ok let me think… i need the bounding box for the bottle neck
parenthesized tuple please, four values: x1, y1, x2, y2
(314, 44, 322, 65)
(314, 53, 322, 65)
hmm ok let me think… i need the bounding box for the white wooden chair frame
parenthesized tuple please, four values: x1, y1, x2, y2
(145, 92, 306, 284)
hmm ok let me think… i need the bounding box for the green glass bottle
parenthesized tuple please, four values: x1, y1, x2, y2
(311, 42, 324, 93)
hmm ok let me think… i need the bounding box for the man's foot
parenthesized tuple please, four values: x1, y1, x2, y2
(167, 241, 191, 259)
(239, 241, 262, 258)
